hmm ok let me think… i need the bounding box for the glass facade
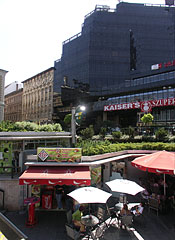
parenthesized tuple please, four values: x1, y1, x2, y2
(54, 3, 175, 98)
(107, 88, 175, 105)
(129, 71, 175, 87)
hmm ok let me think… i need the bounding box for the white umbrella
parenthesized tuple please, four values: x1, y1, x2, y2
(105, 179, 145, 196)
(67, 186, 112, 204)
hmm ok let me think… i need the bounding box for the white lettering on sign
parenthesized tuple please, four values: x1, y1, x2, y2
(104, 98, 175, 112)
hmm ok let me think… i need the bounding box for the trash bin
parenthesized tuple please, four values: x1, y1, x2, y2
(42, 194, 52, 209)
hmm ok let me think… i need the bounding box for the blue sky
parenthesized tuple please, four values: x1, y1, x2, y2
(0, 0, 165, 86)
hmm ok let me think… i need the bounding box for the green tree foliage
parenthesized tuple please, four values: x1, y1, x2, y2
(0, 121, 15, 131)
(80, 125, 94, 140)
(53, 123, 62, 132)
(141, 113, 154, 125)
(100, 127, 107, 139)
(64, 114, 72, 127)
(112, 131, 121, 141)
(155, 128, 168, 142)
(14, 121, 38, 131)
(76, 140, 175, 156)
(0, 121, 62, 132)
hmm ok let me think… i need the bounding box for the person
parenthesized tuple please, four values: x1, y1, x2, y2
(55, 185, 63, 209)
(120, 204, 131, 216)
(131, 202, 144, 216)
(72, 206, 85, 232)
(118, 204, 132, 228)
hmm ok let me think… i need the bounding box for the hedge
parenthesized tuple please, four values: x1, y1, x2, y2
(76, 141, 175, 156)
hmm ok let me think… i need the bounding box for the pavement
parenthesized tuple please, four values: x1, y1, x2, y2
(2, 206, 175, 240)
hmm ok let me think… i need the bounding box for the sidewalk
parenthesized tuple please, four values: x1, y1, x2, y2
(3, 208, 175, 240)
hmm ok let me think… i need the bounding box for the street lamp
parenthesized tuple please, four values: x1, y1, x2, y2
(71, 105, 86, 146)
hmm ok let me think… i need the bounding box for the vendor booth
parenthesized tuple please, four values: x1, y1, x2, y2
(18, 147, 91, 226)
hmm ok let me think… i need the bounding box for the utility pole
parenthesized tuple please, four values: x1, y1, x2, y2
(71, 107, 76, 146)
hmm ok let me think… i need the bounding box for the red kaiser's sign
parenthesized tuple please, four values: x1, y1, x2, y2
(104, 97, 175, 112)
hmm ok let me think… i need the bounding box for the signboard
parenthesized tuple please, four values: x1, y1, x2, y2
(151, 59, 175, 70)
(37, 148, 82, 162)
(75, 106, 85, 125)
(104, 97, 175, 112)
(90, 166, 101, 186)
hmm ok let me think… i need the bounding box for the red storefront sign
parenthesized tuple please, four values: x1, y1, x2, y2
(151, 59, 175, 70)
(104, 97, 175, 112)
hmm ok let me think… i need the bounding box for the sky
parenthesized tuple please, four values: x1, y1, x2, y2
(0, 0, 166, 86)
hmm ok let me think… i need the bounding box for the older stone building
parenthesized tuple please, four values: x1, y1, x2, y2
(4, 88, 23, 122)
(0, 69, 8, 122)
(22, 67, 54, 123)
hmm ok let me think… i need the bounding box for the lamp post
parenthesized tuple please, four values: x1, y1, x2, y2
(71, 105, 86, 146)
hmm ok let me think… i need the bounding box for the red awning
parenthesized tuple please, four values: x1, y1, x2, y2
(19, 166, 91, 186)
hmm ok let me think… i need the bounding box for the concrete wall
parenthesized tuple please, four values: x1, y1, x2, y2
(0, 179, 27, 211)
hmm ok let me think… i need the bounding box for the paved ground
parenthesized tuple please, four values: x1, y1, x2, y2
(3, 206, 175, 240)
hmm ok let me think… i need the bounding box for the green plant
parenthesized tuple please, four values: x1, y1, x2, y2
(100, 127, 107, 139)
(112, 131, 121, 141)
(80, 125, 94, 140)
(129, 126, 135, 138)
(155, 128, 168, 142)
(0, 121, 15, 131)
(141, 113, 154, 125)
(53, 123, 62, 132)
(64, 114, 72, 127)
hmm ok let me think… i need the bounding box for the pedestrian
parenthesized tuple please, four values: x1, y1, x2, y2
(55, 185, 63, 209)
(72, 206, 85, 233)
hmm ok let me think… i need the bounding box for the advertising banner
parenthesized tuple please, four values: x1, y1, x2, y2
(90, 166, 101, 186)
(104, 97, 175, 112)
(37, 148, 82, 162)
(42, 194, 52, 209)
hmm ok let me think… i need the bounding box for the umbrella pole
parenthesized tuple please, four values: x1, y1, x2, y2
(164, 173, 166, 196)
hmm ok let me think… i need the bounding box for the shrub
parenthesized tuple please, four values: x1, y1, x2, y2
(38, 124, 54, 132)
(155, 128, 168, 142)
(76, 140, 175, 155)
(100, 127, 107, 139)
(112, 131, 121, 141)
(64, 114, 72, 127)
(53, 123, 62, 132)
(80, 125, 94, 140)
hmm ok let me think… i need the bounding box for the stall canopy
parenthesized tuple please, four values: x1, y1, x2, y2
(19, 166, 91, 186)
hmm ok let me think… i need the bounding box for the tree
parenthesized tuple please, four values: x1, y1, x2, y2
(141, 113, 154, 126)
(64, 114, 72, 127)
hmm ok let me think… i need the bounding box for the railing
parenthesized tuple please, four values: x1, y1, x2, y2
(0, 212, 28, 240)
(63, 32, 81, 45)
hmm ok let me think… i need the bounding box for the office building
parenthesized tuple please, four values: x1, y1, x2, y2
(53, 2, 175, 127)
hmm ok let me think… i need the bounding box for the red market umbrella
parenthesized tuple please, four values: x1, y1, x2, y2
(131, 151, 175, 195)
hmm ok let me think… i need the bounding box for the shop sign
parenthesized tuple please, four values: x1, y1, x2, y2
(37, 148, 82, 162)
(90, 166, 101, 186)
(151, 59, 175, 70)
(104, 97, 175, 112)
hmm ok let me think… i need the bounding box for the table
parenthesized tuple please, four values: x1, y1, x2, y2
(81, 215, 99, 227)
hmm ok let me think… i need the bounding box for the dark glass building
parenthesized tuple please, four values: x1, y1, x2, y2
(53, 2, 175, 127)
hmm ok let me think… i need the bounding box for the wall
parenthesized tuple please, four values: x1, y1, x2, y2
(0, 179, 27, 211)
